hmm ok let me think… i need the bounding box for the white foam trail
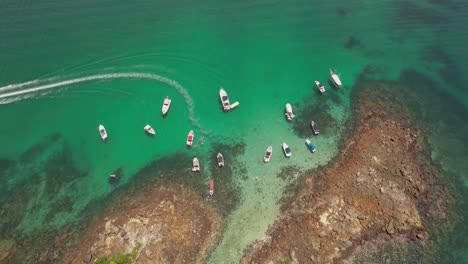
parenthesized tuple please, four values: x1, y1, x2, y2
(0, 72, 202, 130)
(0, 79, 40, 92)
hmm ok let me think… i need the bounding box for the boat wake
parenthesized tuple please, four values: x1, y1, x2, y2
(0, 72, 202, 130)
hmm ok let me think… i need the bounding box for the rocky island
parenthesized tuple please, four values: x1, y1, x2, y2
(63, 184, 222, 264)
(242, 81, 450, 263)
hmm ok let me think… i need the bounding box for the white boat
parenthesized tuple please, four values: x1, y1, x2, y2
(162, 96, 171, 115)
(186, 130, 194, 146)
(219, 88, 231, 111)
(144, 124, 156, 135)
(192, 157, 200, 172)
(282, 142, 292, 158)
(315, 80, 326, 93)
(264, 145, 272, 163)
(311, 121, 319, 135)
(98, 124, 107, 141)
(217, 152, 225, 167)
(285, 103, 295, 120)
(330, 69, 342, 88)
(305, 139, 316, 153)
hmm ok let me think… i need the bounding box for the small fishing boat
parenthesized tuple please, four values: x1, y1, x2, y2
(98, 124, 107, 141)
(330, 69, 343, 88)
(162, 96, 171, 115)
(285, 103, 295, 120)
(282, 142, 292, 158)
(305, 139, 316, 153)
(219, 88, 231, 111)
(264, 145, 273, 163)
(311, 121, 319, 135)
(144, 124, 156, 135)
(217, 152, 225, 167)
(192, 157, 200, 172)
(315, 80, 326, 93)
(186, 130, 194, 146)
(209, 180, 214, 196)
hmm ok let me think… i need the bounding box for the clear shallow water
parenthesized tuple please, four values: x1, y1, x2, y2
(0, 0, 467, 263)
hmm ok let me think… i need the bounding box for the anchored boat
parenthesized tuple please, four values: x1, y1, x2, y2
(209, 180, 214, 196)
(305, 139, 316, 153)
(219, 88, 240, 111)
(285, 103, 295, 120)
(330, 69, 342, 88)
(162, 96, 171, 115)
(282, 142, 292, 158)
(264, 145, 273, 163)
(315, 80, 326, 93)
(144, 124, 156, 135)
(98, 124, 107, 141)
(219, 88, 231, 111)
(217, 152, 225, 167)
(186, 130, 194, 146)
(192, 157, 200, 172)
(311, 121, 319, 135)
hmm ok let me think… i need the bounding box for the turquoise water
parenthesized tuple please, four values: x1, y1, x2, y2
(0, 0, 467, 262)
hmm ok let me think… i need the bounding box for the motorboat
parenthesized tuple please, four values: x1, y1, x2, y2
(217, 152, 225, 167)
(315, 80, 326, 93)
(219, 88, 231, 111)
(144, 124, 156, 135)
(282, 142, 292, 158)
(285, 103, 295, 120)
(98, 124, 107, 141)
(192, 157, 200, 172)
(311, 121, 319, 135)
(305, 139, 316, 153)
(264, 145, 272, 163)
(162, 96, 171, 115)
(209, 180, 214, 196)
(330, 69, 343, 88)
(186, 130, 194, 146)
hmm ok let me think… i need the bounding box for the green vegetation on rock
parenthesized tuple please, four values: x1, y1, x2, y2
(275, 259, 292, 264)
(94, 245, 140, 264)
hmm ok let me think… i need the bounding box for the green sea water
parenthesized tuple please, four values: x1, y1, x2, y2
(1, 0, 467, 263)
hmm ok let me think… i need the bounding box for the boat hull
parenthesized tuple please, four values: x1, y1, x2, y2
(162, 97, 171, 115)
(209, 180, 214, 196)
(219, 88, 231, 111)
(99, 125, 107, 141)
(285, 104, 295, 120)
(282, 143, 291, 158)
(217, 153, 225, 167)
(186, 130, 194, 146)
(330, 69, 342, 88)
(144, 125, 156, 135)
(192, 158, 200, 172)
(264, 146, 272, 163)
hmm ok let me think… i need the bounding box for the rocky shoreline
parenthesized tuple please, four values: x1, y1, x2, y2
(241, 81, 450, 263)
(62, 184, 222, 264)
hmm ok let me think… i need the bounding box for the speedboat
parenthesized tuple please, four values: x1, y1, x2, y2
(311, 121, 319, 135)
(219, 88, 231, 111)
(315, 80, 326, 93)
(282, 142, 292, 158)
(209, 180, 214, 196)
(144, 124, 156, 135)
(285, 103, 295, 120)
(192, 157, 200, 172)
(98, 124, 107, 141)
(330, 69, 342, 88)
(264, 145, 272, 163)
(217, 152, 225, 167)
(162, 96, 171, 115)
(186, 130, 194, 146)
(305, 139, 316, 153)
